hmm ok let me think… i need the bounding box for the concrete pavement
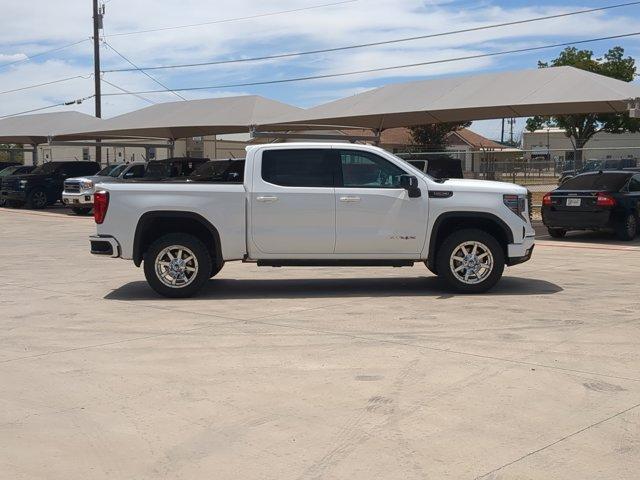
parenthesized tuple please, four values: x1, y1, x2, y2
(1, 207, 639, 480)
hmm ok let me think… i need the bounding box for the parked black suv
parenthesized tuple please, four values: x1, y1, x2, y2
(1, 161, 100, 209)
(139, 157, 209, 181)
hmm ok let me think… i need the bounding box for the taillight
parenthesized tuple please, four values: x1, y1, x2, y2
(94, 190, 109, 224)
(596, 192, 616, 207)
(542, 193, 553, 206)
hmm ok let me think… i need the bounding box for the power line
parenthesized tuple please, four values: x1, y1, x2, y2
(103, 1, 640, 73)
(0, 74, 92, 96)
(104, 0, 358, 38)
(0, 95, 95, 119)
(101, 31, 640, 96)
(100, 77, 156, 104)
(0, 39, 90, 70)
(103, 41, 187, 100)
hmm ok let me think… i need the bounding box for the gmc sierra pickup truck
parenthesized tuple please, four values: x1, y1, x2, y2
(89, 143, 535, 297)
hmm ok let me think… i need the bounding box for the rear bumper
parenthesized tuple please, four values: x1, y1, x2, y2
(542, 209, 612, 230)
(63, 192, 93, 206)
(90, 235, 121, 258)
(507, 236, 535, 266)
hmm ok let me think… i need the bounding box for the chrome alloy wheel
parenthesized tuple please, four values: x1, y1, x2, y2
(155, 245, 199, 288)
(449, 241, 494, 285)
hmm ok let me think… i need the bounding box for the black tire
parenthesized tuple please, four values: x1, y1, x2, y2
(424, 261, 438, 276)
(435, 229, 505, 293)
(548, 228, 567, 239)
(210, 260, 224, 278)
(615, 213, 638, 241)
(25, 188, 48, 209)
(143, 233, 212, 298)
(71, 207, 92, 215)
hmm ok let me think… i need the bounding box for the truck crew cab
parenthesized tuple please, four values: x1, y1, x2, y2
(89, 144, 535, 297)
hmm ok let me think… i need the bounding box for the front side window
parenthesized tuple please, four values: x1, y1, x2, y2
(262, 149, 335, 187)
(339, 150, 406, 188)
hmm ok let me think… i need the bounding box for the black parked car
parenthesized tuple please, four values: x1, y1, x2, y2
(542, 171, 640, 241)
(0, 165, 35, 206)
(184, 159, 245, 183)
(1, 161, 100, 209)
(137, 157, 209, 181)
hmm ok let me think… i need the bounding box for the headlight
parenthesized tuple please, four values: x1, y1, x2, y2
(80, 180, 94, 190)
(503, 194, 528, 221)
(19, 180, 28, 189)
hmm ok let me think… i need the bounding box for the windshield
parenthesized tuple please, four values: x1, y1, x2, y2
(581, 160, 603, 172)
(30, 162, 60, 175)
(0, 166, 17, 177)
(108, 164, 128, 177)
(560, 172, 631, 192)
(96, 164, 124, 177)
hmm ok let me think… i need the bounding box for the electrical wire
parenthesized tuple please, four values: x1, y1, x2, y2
(100, 77, 156, 104)
(103, 1, 640, 73)
(0, 74, 92, 96)
(100, 31, 640, 96)
(103, 42, 187, 100)
(0, 39, 90, 70)
(0, 95, 95, 119)
(103, 0, 358, 38)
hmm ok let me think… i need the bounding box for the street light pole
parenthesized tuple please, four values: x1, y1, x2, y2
(92, 0, 103, 165)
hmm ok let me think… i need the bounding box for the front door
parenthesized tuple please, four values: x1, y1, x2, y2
(334, 149, 427, 255)
(250, 148, 337, 255)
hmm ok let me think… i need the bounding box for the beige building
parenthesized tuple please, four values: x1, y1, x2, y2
(522, 128, 640, 162)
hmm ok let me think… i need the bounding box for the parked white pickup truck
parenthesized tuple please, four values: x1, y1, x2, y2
(89, 143, 535, 297)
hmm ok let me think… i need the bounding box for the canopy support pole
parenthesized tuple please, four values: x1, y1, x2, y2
(32, 144, 38, 166)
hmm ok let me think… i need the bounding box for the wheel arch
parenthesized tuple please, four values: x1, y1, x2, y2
(427, 212, 513, 272)
(133, 211, 222, 268)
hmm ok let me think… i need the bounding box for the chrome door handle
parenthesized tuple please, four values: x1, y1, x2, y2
(340, 196, 361, 203)
(256, 195, 278, 203)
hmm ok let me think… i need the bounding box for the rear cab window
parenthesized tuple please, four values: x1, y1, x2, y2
(261, 149, 336, 187)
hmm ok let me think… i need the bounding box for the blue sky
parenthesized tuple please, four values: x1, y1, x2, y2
(1, 0, 639, 141)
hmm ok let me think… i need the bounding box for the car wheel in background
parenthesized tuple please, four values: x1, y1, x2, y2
(71, 207, 92, 215)
(547, 228, 567, 239)
(143, 233, 212, 298)
(615, 213, 638, 241)
(26, 189, 48, 209)
(436, 229, 505, 293)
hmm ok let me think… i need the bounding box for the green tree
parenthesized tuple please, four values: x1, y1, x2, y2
(409, 121, 471, 151)
(526, 46, 640, 168)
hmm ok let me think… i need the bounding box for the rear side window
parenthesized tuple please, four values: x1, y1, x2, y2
(560, 173, 632, 192)
(262, 149, 335, 187)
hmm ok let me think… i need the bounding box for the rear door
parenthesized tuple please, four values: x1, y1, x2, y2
(250, 148, 337, 255)
(334, 149, 427, 255)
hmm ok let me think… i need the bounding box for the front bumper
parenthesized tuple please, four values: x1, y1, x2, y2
(63, 192, 94, 206)
(506, 235, 535, 266)
(90, 235, 121, 258)
(0, 189, 27, 202)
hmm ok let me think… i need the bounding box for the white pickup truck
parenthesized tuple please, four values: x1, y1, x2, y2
(89, 143, 535, 297)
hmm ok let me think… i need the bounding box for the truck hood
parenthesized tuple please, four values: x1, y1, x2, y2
(436, 178, 528, 195)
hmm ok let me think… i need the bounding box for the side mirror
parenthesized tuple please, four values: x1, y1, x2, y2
(400, 175, 421, 198)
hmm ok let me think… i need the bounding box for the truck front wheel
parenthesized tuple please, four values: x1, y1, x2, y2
(435, 229, 505, 293)
(143, 233, 212, 298)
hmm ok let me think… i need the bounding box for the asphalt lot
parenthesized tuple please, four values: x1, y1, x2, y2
(1, 207, 640, 480)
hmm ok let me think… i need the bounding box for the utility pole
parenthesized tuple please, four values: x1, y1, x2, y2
(92, 0, 103, 164)
(501, 118, 505, 144)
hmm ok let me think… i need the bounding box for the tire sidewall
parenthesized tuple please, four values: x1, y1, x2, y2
(27, 188, 48, 209)
(616, 213, 638, 241)
(435, 229, 505, 293)
(143, 233, 212, 298)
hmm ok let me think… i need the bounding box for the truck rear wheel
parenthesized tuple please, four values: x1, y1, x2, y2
(26, 188, 48, 209)
(435, 229, 505, 293)
(143, 233, 212, 298)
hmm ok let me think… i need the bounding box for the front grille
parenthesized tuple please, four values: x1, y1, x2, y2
(64, 181, 81, 193)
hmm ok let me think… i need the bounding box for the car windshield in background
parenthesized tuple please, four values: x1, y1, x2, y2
(560, 172, 632, 192)
(30, 162, 60, 175)
(0, 166, 18, 177)
(96, 164, 124, 177)
(108, 164, 128, 177)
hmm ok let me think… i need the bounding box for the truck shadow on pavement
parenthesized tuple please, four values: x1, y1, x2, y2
(105, 276, 563, 301)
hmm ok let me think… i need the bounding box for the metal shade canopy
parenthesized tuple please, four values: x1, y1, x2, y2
(264, 66, 640, 130)
(58, 95, 303, 140)
(0, 111, 104, 144)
